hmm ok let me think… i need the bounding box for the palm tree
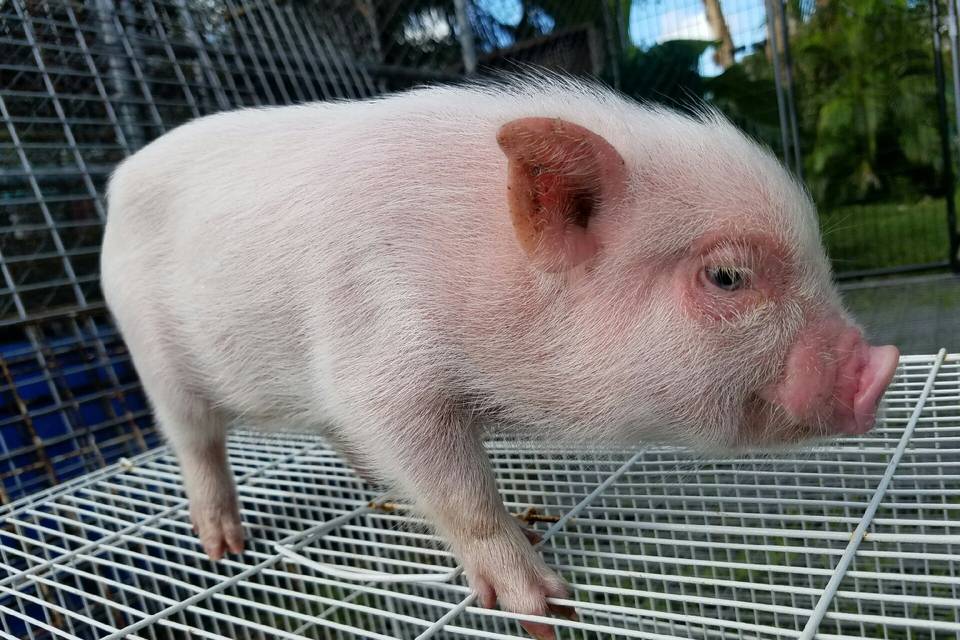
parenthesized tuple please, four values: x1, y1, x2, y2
(703, 0, 735, 69)
(791, 0, 941, 204)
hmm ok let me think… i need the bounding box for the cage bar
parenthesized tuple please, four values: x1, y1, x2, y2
(0, 353, 957, 638)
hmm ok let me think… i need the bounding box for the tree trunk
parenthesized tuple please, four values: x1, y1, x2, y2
(703, 0, 735, 69)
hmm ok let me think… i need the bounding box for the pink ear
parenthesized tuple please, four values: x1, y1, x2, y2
(496, 117, 627, 272)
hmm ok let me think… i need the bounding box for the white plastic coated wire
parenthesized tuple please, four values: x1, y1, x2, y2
(0, 352, 959, 639)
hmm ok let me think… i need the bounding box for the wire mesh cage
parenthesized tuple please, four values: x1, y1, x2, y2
(0, 0, 378, 505)
(0, 0, 376, 324)
(3, 1, 960, 639)
(1, 352, 958, 639)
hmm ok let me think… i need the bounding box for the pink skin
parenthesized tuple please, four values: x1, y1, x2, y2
(104, 93, 903, 640)
(497, 117, 628, 272)
(493, 117, 900, 637)
(681, 234, 899, 442)
(763, 324, 900, 436)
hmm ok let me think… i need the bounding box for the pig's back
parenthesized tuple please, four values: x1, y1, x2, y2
(102, 102, 391, 421)
(99, 78, 662, 423)
(101, 98, 479, 422)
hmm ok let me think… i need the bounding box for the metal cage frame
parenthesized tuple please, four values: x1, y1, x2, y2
(1, 352, 958, 639)
(3, 1, 960, 638)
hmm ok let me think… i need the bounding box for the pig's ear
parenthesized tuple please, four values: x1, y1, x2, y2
(496, 117, 627, 272)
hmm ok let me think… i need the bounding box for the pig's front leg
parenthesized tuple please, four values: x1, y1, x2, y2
(354, 405, 575, 639)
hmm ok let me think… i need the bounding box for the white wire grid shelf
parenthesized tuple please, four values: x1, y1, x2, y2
(1, 351, 958, 639)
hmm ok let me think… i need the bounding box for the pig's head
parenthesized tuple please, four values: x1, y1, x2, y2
(494, 113, 899, 451)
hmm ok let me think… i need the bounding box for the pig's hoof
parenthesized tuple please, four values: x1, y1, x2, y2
(190, 500, 244, 561)
(465, 532, 577, 640)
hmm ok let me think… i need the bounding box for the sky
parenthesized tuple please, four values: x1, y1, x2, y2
(481, 0, 770, 77)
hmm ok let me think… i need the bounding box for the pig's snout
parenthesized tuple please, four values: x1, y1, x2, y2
(828, 331, 900, 434)
(762, 326, 899, 437)
(846, 342, 901, 434)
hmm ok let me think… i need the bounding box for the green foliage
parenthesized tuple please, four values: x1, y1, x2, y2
(704, 51, 784, 153)
(645, 0, 946, 209)
(790, 0, 942, 205)
(820, 195, 950, 271)
(610, 39, 713, 111)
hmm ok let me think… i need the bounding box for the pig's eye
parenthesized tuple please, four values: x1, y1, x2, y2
(705, 266, 748, 291)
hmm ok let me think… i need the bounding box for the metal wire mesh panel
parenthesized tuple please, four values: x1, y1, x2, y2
(0, 0, 376, 505)
(0, 309, 157, 505)
(1, 352, 957, 639)
(329, 1, 617, 76)
(0, 0, 376, 324)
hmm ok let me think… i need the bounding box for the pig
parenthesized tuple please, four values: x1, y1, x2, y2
(100, 75, 899, 639)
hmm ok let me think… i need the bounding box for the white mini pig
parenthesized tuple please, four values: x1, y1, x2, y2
(101, 75, 899, 639)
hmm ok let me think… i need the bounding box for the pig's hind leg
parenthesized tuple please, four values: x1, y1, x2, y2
(147, 381, 244, 561)
(103, 246, 241, 559)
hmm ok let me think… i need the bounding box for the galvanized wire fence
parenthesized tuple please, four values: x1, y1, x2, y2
(0, 0, 379, 504)
(1, 4, 960, 637)
(0, 309, 153, 504)
(790, 0, 958, 277)
(0, 0, 957, 508)
(1, 353, 958, 639)
(1, 0, 376, 323)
